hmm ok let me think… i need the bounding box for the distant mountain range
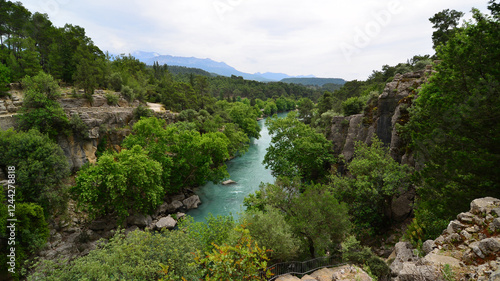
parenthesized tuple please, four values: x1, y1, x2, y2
(131, 51, 346, 85)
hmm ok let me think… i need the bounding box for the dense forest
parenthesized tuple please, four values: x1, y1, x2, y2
(0, 0, 499, 280)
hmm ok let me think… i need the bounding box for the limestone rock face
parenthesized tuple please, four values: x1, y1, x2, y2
(327, 70, 433, 223)
(391, 197, 500, 281)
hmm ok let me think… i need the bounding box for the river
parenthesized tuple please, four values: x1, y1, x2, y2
(187, 112, 286, 222)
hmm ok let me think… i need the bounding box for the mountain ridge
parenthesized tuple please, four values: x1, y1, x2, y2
(130, 51, 345, 85)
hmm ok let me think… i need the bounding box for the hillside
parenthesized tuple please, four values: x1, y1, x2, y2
(280, 77, 347, 87)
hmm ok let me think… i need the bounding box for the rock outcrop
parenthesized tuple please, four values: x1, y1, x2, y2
(275, 265, 373, 281)
(327, 68, 434, 223)
(328, 69, 433, 165)
(1, 90, 178, 171)
(390, 197, 500, 281)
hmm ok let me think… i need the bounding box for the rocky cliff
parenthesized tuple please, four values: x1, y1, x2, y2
(328, 67, 434, 223)
(329, 67, 434, 166)
(0, 89, 178, 171)
(390, 197, 500, 281)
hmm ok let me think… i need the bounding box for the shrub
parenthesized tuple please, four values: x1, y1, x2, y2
(341, 236, 390, 280)
(108, 72, 123, 92)
(121, 85, 135, 101)
(1, 200, 50, 280)
(341, 97, 364, 116)
(29, 229, 200, 280)
(104, 92, 119, 105)
(194, 225, 273, 281)
(69, 113, 89, 139)
(133, 104, 154, 120)
(241, 206, 303, 262)
(72, 145, 163, 221)
(0, 129, 70, 212)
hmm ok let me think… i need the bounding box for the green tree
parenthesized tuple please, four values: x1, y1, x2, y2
(241, 206, 303, 262)
(180, 214, 236, 254)
(18, 71, 69, 139)
(264, 111, 335, 182)
(342, 96, 364, 116)
(330, 137, 412, 235)
(73, 145, 163, 221)
(0, 129, 70, 212)
(0, 62, 10, 96)
(297, 97, 314, 124)
(0, 202, 50, 281)
(228, 102, 261, 139)
(194, 225, 272, 281)
(429, 9, 464, 49)
(245, 177, 350, 258)
(29, 229, 200, 281)
(403, 9, 500, 231)
(123, 117, 230, 191)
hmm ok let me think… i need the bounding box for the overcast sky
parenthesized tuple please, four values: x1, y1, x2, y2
(19, 0, 489, 80)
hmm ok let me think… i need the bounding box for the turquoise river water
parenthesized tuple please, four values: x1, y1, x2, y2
(187, 112, 286, 222)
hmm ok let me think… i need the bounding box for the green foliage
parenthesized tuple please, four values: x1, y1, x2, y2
(121, 84, 135, 101)
(108, 72, 123, 92)
(104, 92, 119, 105)
(342, 97, 364, 116)
(194, 225, 273, 281)
(123, 117, 230, 191)
(29, 229, 200, 281)
(73, 145, 163, 221)
(180, 214, 236, 254)
(0, 129, 70, 211)
(245, 177, 350, 258)
(341, 236, 390, 280)
(241, 206, 303, 262)
(297, 97, 314, 124)
(18, 72, 69, 139)
(287, 184, 350, 257)
(442, 264, 457, 281)
(0, 62, 11, 96)
(69, 113, 89, 139)
(264, 111, 336, 182)
(429, 9, 464, 49)
(0, 202, 50, 281)
(228, 102, 261, 138)
(331, 137, 412, 235)
(133, 104, 154, 120)
(403, 10, 500, 225)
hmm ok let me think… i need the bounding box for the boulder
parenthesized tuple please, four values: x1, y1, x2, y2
(457, 212, 476, 224)
(391, 187, 416, 222)
(155, 202, 170, 216)
(126, 214, 152, 228)
(446, 220, 466, 235)
(423, 253, 461, 268)
(276, 274, 300, 281)
(471, 197, 500, 215)
(491, 218, 500, 232)
(390, 242, 416, 274)
(478, 238, 500, 256)
(170, 194, 186, 202)
(422, 240, 436, 255)
(397, 262, 438, 281)
(183, 195, 201, 210)
(168, 200, 184, 213)
(156, 216, 177, 230)
(222, 179, 237, 185)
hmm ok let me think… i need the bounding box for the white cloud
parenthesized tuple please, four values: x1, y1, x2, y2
(18, 0, 490, 80)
